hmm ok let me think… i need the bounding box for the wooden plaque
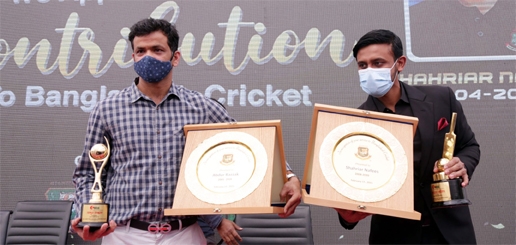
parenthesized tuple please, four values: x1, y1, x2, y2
(302, 103, 421, 220)
(165, 120, 287, 216)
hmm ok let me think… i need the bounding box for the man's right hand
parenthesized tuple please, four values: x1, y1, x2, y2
(71, 218, 117, 241)
(335, 209, 371, 224)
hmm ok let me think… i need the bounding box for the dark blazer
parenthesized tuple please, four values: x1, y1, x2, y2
(340, 83, 480, 244)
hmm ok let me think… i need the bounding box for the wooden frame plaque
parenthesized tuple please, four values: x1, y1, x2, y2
(165, 120, 287, 216)
(302, 103, 421, 220)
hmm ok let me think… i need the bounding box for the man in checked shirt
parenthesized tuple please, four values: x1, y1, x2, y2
(71, 18, 302, 245)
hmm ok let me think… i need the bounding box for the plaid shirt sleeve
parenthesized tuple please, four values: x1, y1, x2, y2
(200, 214, 224, 231)
(204, 97, 236, 124)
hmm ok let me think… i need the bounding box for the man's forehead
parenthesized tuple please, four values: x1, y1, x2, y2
(133, 36, 168, 48)
(134, 42, 167, 49)
(133, 31, 167, 42)
(356, 44, 394, 61)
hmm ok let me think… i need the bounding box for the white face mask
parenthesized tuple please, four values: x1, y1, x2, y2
(358, 60, 398, 98)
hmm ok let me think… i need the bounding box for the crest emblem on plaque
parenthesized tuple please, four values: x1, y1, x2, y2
(220, 154, 235, 165)
(355, 146, 371, 160)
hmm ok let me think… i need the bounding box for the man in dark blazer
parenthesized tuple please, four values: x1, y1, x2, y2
(336, 29, 480, 244)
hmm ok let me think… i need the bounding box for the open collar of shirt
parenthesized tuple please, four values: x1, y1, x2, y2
(128, 77, 180, 104)
(371, 82, 410, 113)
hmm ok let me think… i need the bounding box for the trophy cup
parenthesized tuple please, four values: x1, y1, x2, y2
(431, 113, 471, 208)
(78, 137, 110, 229)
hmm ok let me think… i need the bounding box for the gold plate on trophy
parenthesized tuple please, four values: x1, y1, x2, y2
(319, 122, 408, 202)
(185, 131, 268, 205)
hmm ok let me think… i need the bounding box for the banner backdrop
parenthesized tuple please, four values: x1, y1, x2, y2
(1, 0, 514, 244)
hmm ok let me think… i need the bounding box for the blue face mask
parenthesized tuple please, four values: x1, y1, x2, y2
(133, 55, 172, 83)
(358, 61, 398, 98)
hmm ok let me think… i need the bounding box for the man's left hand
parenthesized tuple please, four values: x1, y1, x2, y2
(433, 156, 469, 186)
(217, 218, 242, 245)
(279, 175, 302, 218)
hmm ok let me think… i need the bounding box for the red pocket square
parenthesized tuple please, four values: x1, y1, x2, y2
(438, 117, 449, 131)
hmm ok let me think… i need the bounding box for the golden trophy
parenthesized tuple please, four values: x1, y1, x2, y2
(78, 137, 110, 229)
(431, 113, 471, 208)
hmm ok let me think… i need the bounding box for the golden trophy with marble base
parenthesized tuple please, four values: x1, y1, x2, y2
(431, 113, 471, 208)
(78, 137, 110, 229)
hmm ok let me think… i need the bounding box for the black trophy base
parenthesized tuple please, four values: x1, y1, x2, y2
(78, 203, 109, 232)
(77, 221, 104, 232)
(432, 178, 472, 208)
(433, 198, 472, 208)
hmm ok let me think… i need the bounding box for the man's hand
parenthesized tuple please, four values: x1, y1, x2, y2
(335, 209, 370, 224)
(433, 156, 469, 186)
(71, 218, 117, 241)
(279, 174, 302, 218)
(217, 218, 242, 245)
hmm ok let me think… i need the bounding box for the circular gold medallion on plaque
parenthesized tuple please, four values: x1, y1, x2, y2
(185, 131, 267, 205)
(319, 122, 408, 202)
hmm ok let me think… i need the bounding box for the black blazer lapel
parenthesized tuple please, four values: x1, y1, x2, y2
(404, 85, 436, 180)
(359, 88, 436, 180)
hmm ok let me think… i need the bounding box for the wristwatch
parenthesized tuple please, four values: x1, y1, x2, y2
(286, 173, 296, 180)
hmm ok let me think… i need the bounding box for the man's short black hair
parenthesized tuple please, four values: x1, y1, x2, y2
(128, 18, 179, 52)
(352, 29, 403, 61)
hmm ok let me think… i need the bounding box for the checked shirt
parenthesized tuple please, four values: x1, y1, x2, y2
(73, 79, 235, 230)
